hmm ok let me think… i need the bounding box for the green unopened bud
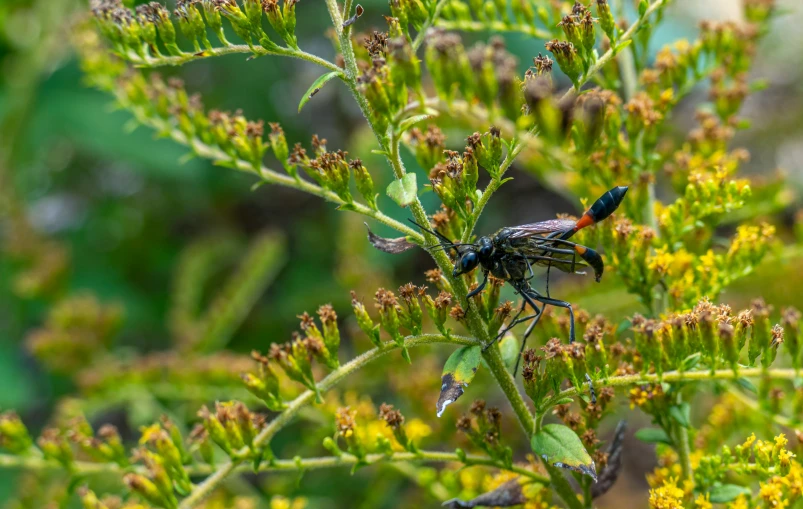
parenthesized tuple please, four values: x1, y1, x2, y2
(389, 0, 409, 32)
(38, 429, 73, 468)
(77, 488, 108, 509)
(596, 0, 616, 41)
(175, 0, 210, 51)
(349, 160, 377, 210)
(135, 6, 160, 54)
(579, 11, 596, 56)
(375, 288, 409, 362)
(189, 425, 215, 465)
(201, 0, 227, 44)
(545, 39, 582, 86)
(261, 0, 288, 48)
(748, 299, 771, 366)
(96, 425, 128, 465)
(242, 0, 264, 36)
(198, 405, 232, 455)
(322, 436, 342, 456)
(124, 474, 167, 508)
(424, 291, 452, 337)
(719, 321, 739, 375)
(351, 291, 381, 346)
(266, 123, 292, 177)
(398, 283, 424, 335)
(317, 304, 341, 363)
(283, 0, 299, 48)
(140, 3, 180, 55)
(0, 411, 32, 454)
(215, 0, 254, 47)
(462, 148, 479, 195)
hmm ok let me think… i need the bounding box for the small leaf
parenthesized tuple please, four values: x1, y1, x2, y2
(709, 484, 751, 504)
(398, 114, 436, 134)
(634, 428, 672, 444)
(498, 334, 519, 373)
(669, 403, 691, 428)
(298, 72, 340, 113)
(736, 377, 757, 394)
(638, 0, 648, 17)
(680, 353, 701, 371)
(531, 424, 597, 481)
(386, 173, 418, 207)
(364, 223, 416, 254)
(437, 345, 481, 417)
(342, 3, 364, 27)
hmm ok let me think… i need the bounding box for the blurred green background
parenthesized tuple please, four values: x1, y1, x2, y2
(1, 0, 802, 506)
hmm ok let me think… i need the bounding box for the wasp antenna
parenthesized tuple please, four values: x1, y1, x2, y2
(408, 218, 456, 246)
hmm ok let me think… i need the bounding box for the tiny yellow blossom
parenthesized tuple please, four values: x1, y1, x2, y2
(694, 493, 712, 509)
(649, 479, 685, 509)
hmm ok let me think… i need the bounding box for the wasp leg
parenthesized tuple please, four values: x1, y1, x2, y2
(530, 293, 576, 343)
(512, 302, 544, 376)
(467, 270, 489, 298)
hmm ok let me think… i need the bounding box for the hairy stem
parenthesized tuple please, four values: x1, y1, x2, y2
(0, 449, 547, 484)
(124, 45, 342, 74)
(177, 333, 476, 507)
(543, 368, 799, 408)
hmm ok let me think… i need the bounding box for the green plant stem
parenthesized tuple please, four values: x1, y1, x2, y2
(542, 368, 799, 408)
(674, 394, 693, 484)
(676, 423, 693, 484)
(0, 449, 547, 484)
(558, 0, 668, 103)
(124, 45, 342, 74)
(176, 333, 475, 508)
(434, 19, 551, 40)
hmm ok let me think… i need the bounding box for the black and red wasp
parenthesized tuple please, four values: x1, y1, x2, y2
(414, 186, 628, 375)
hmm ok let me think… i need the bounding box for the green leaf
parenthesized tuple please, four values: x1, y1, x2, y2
(398, 114, 436, 134)
(386, 173, 418, 207)
(669, 402, 691, 428)
(498, 334, 519, 373)
(298, 72, 340, 113)
(634, 428, 672, 444)
(709, 484, 751, 503)
(437, 345, 481, 417)
(638, 0, 648, 17)
(736, 377, 757, 394)
(680, 352, 701, 371)
(531, 424, 597, 481)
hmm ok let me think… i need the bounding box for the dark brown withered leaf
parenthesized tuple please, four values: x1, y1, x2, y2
(591, 420, 627, 499)
(365, 223, 416, 254)
(443, 478, 526, 508)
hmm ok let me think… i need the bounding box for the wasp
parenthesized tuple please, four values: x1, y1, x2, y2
(415, 186, 628, 374)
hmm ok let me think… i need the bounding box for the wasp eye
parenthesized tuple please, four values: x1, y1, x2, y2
(461, 252, 479, 271)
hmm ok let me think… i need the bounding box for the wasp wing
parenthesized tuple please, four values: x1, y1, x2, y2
(506, 219, 577, 239)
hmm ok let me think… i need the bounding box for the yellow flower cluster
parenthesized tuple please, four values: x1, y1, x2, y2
(649, 479, 686, 509)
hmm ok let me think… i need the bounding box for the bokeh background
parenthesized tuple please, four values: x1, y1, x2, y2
(1, 0, 801, 506)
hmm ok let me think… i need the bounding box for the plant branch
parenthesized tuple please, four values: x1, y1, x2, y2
(120, 105, 421, 241)
(124, 45, 342, 74)
(543, 368, 799, 408)
(433, 19, 551, 40)
(177, 333, 476, 508)
(558, 0, 668, 103)
(0, 449, 549, 484)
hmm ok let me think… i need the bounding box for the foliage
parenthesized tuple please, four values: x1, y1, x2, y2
(1, 0, 802, 508)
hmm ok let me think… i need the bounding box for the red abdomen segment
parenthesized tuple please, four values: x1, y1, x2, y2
(566, 186, 628, 237)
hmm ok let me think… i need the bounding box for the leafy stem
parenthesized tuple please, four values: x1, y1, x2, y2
(124, 44, 343, 74)
(0, 449, 548, 485)
(177, 333, 477, 508)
